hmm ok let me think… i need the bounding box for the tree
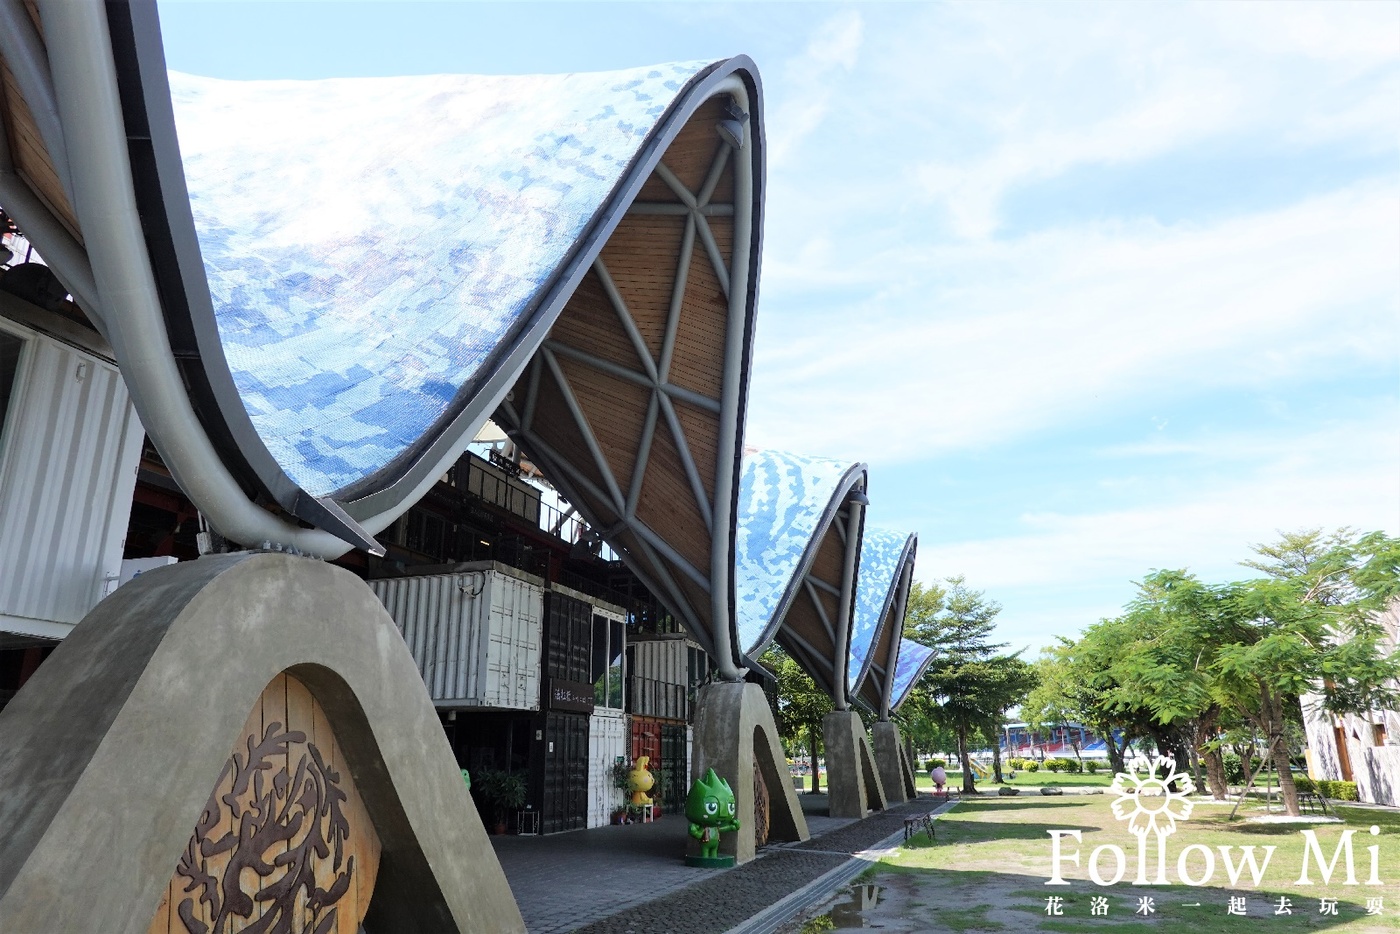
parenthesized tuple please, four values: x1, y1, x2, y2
(1114, 530, 1400, 816)
(761, 646, 832, 794)
(977, 654, 1038, 783)
(906, 576, 1008, 794)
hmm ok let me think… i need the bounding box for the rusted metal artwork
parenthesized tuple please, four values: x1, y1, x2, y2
(173, 722, 353, 934)
(147, 673, 379, 934)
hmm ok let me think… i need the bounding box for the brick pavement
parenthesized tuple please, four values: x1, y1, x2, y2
(494, 795, 936, 934)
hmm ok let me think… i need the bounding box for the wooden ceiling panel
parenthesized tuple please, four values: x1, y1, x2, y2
(548, 268, 648, 373)
(707, 158, 735, 206)
(660, 98, 728, 193)
(0, 58, 79, 239)
(667, 248, 727, 399)
(707, 216, 733, 278)
(555, 354, 649, 497)
(597, 214, 688, 362)
(669, 398, 717, 501)
(809, 523, 846, 589)
(527, 363, 611, 506)
(637, 416, 710, 572)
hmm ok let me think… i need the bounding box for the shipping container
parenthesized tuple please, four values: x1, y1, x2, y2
(539, 710, 588, 834)
(587, 710, 627, 828)
(0, 313, 143, 638)
(626, 636, 708, 721)
(629, 716, 690, 814)
(370, 563, 543, 710)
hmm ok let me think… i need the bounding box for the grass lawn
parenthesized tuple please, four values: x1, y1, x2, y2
(783, 795, 1400, 933)
(915, 769, 1114, 790)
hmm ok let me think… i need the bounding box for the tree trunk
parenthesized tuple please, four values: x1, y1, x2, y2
(809, 722, 820, 794)
(1255, 685, 1300, 817)
(1204, 747, 1229, 802)
(991, 737, 1004, 784)
(958, 725, 976, 794)
(1103, 727, 1126, 774)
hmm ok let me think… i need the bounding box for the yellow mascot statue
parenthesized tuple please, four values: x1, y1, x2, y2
(628, 755, 655, 807)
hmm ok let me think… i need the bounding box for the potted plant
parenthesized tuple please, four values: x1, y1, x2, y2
(474, 769, 526, 835)
(610, 759, 631, 824)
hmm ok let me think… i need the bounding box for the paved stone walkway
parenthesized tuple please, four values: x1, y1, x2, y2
(551, 795, 935, 934)
(492, 792, 869, 934)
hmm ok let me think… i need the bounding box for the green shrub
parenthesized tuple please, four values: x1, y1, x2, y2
(1317, 780, 1359, 801)
(928, 758, 947, 770)
(1063, 759, 1082, 773)
(1027, 761, 1040, 772)
(1291, 774, 1315, 794)
(1085, 760, 1100, 773)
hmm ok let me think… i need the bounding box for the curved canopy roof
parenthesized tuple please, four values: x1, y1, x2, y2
(890, 639, 937, 714)
(849, 529, 916, 693)
(2, 3, 764, 674)
(734, 449, 865, 660)
(167, 64, 712, 502)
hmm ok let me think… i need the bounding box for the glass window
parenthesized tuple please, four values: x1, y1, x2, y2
(0, 330, 23, 446)
(608, 619, 624, 709)
(590, 614, 609, 690)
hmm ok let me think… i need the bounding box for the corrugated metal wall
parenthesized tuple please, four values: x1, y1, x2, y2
(0, 323, 142, 637)
(631, 639, 687, 685)
(371, 570, 543, 710)
(587, 712, 627, 828)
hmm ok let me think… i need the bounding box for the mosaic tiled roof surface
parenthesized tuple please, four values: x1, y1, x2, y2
(890, 639, 936, 712)
(734, 449, 855, 657)
(168, 63, 713, 498)
(849, 528, 910, 691)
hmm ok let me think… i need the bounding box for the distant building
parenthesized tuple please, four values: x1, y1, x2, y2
(1302, 600, 1400, 806)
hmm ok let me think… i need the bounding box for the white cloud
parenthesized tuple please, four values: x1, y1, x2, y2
(914, 410, 1399, 595)
(747, 180, 1399, 463)
(765, 9, 863, 168)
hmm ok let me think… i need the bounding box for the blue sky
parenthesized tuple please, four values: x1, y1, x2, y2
(158, 1, 1400, 652)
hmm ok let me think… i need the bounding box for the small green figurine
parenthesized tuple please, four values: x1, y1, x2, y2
(684, 768, 740, 868)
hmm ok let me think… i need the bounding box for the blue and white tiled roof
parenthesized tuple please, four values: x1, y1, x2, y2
(734, 449, 856, 657)
(169, 63, 714, 498)
(849, 528, 911, 692)
(890, 639, 936, 712)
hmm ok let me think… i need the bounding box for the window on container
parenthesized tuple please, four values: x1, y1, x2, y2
(608, 619, 624, 709)
(0, 329, 24, 451)
(591, 613, 609, 705)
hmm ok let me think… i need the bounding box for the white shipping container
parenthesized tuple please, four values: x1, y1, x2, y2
(588, 710, 628, 828)
(0, 315, 143, 639)
(370, 565, 543, 710)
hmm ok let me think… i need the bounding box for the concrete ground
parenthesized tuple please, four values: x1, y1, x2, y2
(493, 791, 916, 934)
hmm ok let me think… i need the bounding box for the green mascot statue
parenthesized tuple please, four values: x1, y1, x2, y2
(684, 768, 740, 868)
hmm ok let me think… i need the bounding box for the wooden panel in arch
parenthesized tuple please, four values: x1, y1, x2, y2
(145, 673, 381, 934)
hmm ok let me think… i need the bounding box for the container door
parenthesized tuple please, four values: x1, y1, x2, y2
(587, 714, 626, 828)
(542, 711, 589, 833)
(660, 723, 688, 812)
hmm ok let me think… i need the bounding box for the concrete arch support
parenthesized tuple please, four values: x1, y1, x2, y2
(0, 553, 524, 934)
(873, 720, 916, 804)
(690, 681, 809, 864)
(824, 711, 887, 818)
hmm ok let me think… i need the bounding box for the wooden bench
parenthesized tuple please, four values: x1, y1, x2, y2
(904, 813, 936, 841)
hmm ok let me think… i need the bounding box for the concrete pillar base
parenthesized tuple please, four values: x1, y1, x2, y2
(0, 553, 525, 933)
(823, 711, 887, 818)
(874, 720, 916, 804)
(691, 681, 809, 864)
